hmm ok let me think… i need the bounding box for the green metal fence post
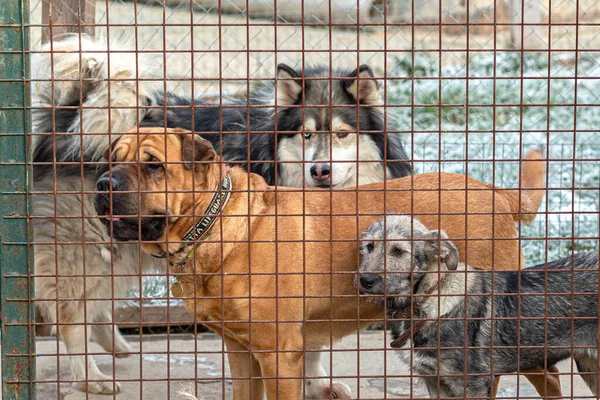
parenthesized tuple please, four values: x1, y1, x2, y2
(0, 0, 35, 397)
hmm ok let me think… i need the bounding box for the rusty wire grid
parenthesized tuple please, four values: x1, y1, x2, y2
(0, 0, 598, 398)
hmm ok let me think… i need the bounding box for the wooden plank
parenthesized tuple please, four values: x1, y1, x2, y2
(41, 0, 96, 44)
(35, 303, 195, 336)
(114, 302, 196, 327)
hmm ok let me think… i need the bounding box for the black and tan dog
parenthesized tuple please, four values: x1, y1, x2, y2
(95, 127, 549, 399)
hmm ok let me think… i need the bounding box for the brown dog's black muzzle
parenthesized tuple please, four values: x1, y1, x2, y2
(96, 174, 123, 192)
(94, 168, 166, 242)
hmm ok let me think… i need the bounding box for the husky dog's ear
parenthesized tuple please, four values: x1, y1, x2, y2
(103, 136, 123, 161)
(276, 63, 302, 106)
(423, 230, 459, 271)
(344, 64, 382, 105)
(181, 133, 216, 169)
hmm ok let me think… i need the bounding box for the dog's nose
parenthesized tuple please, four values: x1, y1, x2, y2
(360, 274, 378, 290)
(96, 175, 120, 192)
(310, 164, 331, 181)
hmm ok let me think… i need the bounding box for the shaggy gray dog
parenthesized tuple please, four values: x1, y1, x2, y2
(358, 216, 599, 398)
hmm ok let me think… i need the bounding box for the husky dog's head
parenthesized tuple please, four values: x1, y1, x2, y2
(357, 216, 459, 310)
(273, 64, 405, 189)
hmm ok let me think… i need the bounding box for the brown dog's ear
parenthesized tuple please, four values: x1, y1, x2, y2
(423, 230, 459, 271)
(276, 63, 302, 106)
(344, 64, 382, 105)
(103, 136, 122, 161)
(181, 133, 216, 169)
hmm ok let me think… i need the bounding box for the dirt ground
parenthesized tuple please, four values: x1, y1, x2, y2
(34, 331, 593, 399)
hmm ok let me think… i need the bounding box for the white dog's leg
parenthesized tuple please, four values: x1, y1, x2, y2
(61, 321, 122, 394)
(304, 348, 351, 399)
(92, 310, 133, 358)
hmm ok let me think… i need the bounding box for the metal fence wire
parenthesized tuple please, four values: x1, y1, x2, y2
(0, 0, 599, 398)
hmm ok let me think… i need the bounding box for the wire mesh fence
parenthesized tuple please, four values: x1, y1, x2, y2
(0, 0, 598, 398)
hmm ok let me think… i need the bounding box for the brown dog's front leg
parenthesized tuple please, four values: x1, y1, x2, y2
(255, 349, 304, 400)
(225, 337, 265, 400)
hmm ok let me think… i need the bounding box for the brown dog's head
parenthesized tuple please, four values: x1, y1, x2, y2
(94, 127, 217, 242)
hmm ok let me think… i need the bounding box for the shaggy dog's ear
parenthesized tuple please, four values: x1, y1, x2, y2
(344, 64, 382, 105)
(181, 133, 216, 170)
(276, 63, 302, 106)
(103, 136, 123, 161)
(423, 230, 459, 271)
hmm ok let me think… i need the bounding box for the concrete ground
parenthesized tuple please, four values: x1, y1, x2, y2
(34, 331, 594, 399)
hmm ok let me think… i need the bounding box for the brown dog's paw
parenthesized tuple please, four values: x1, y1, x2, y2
(321, 382, 352, 399)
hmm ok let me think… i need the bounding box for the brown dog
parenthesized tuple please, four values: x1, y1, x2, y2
(96, 127, 559, 399)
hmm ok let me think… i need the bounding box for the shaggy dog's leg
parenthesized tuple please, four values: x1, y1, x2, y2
(60, 321, 122, 394)
(304, 349, 351, 399)
(92, 310, 133, 358)
(33, 207, 128, 394)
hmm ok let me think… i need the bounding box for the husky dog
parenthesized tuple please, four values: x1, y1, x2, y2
(358, 215, 599, 398)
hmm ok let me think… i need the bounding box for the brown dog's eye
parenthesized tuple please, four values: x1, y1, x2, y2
(337, 130, 350, 138)
(365, 243, 374, 253)
(145, 157, 164, 174)
(391, 246, 404, 257)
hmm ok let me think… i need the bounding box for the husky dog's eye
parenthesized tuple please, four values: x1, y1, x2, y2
(391, 246, 404, 257)
(365, 243, 374, 253)
(304, 133, 312, 140)
(337, 130, 350, 138)
(145, 156, 164, 174)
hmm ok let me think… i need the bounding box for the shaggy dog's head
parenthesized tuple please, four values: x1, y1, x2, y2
(357, 216, 459, 311)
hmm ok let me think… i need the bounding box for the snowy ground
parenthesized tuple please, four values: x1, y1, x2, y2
(390, 52, 600, 265)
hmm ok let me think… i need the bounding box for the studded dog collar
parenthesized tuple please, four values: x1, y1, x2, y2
(152, 175, 232, 297)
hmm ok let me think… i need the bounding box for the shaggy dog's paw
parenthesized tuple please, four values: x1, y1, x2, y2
(113, 339, 134, 358)
(75, 378, 121, 394)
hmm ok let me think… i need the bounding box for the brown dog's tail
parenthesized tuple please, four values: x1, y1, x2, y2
(487, 148, 546, 224)
(518, 148, 546, 223)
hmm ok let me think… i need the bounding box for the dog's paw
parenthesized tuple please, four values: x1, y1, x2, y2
(306, 381, 352, 399)
(321, 382, 352, 399)
(113, 339, 134, 358)
(114, 351, 131, 359)
(75, 379, 121, 394)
